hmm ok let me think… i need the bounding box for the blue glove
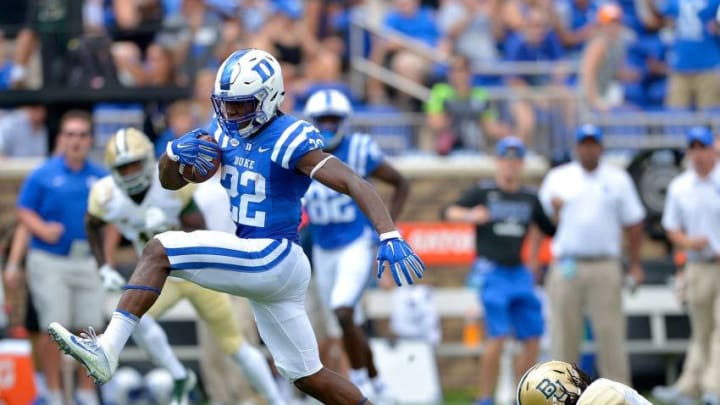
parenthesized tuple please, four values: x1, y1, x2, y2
(166, 128, 219, 176)
(377, 231, 425, 286)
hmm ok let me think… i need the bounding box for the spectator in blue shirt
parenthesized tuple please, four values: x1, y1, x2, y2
(555, 0, 600, 57)
(652, 0, 720, 110)
(368, 0, 442, 105)
(504, 8, 566, 141)
(16, 110, 107, 405)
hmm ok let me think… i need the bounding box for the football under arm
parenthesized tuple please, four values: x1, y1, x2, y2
(297, 149, 396, 235)
(159, 154, 189, 190)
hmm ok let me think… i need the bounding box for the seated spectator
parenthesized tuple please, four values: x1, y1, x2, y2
(437, 0, 503, 71)
(368, 0, 442, 105)
(154, 99, 196, 158)
(624, 34, 667, 109)
(192, 68, 218, 128)
(0, 106, 48, 158)
(651, 0, 720, 110)
(293, 49, 360, 112)
(425, 54, 511, 155)
(111, 41, 180, 87)
(554, 0, 599, 57)
(503, 8, 566, 141)
(258, 0, 319, 85)
(504, 8, 565, 86)
(0, 31, 13, 90)
(156, 0, 224, 84)
(579, 3, 640, 112)
(106, 0, 164, 51)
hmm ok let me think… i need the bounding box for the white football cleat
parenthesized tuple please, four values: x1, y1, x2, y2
(48, 322, 118, 384)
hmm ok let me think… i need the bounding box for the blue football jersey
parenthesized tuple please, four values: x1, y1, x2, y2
(663, 0, 720, 71)
(211, 114, 325, 243)
(304, 133, 384, 249)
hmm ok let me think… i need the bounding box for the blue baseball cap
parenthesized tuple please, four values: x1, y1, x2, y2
(686, 126, 714, 147)
(496, 136, 526, 159)
(575, 124, 603, 143)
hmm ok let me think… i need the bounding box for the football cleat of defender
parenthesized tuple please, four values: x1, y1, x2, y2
(48, 322, 118, 384)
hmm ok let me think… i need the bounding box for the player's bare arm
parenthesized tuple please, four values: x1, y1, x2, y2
(297, 149, 396, 235)
(370, 162, 409, 221)
(159, 154, 189, 190)
(85, 213, 109, 266)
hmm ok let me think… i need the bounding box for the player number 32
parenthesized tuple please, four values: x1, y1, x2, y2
(221, 166, 267, 227)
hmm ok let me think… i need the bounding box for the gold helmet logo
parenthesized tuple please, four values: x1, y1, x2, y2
(517, 361, 585, 405)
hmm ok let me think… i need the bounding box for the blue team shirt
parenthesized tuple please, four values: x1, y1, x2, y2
(17, 156, 108, 255)
(383, 7, 440, 47)
(663, 0, 720, 71)
(304, 133, 384, 249)
(212, 114, 325, 243)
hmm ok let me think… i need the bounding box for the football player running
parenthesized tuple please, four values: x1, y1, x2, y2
(302, 89, 409, 403)
(83, 127, 285, 405)
(517, 360, 652, 405)
(48, 48, 424, 405)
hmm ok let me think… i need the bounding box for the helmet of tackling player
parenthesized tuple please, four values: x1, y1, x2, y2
(303, 89, 352, 150)
(211, 48, 284, 139)
(517, 361, 586, 405)
(105, 127, 156, 196)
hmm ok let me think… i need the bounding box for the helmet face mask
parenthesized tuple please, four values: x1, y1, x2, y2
(212, 49, 284, 139)
(105, 128, 156, 196)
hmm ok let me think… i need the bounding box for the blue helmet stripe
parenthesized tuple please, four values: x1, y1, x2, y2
(324, 90, 332, 109)
(219, 50, 248, 90)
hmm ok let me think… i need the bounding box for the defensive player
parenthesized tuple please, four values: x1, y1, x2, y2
(302, 89, 409, 402)
(48, 48, 425, 405)
(84, 127, 285, 405)
(517, 360, 652, 405)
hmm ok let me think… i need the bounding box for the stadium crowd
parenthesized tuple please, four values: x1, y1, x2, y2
(0, 0, 719, 404)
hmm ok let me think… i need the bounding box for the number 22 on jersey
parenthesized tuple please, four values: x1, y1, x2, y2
(221, 165, 267, 227)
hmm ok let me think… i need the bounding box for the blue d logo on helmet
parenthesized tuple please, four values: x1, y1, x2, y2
(211, 49, 285, 140)
(303, 89, 353, 150)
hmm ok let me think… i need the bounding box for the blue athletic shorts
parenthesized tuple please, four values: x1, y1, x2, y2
(474, 259, 544, 340)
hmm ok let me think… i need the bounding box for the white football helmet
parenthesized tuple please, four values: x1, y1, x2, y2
(144, 368, 174, 404)
(517, 361, 589, 405)
(303, 89, 352, 150)
(211, 48, 284, 139)
(105, 127, 156, 196)
(105, 366, 145, 405)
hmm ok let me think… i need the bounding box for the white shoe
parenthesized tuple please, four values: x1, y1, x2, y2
(170, 368, 197, 405)
(652, 385, 696, 405)
(48, 322, 117, 384)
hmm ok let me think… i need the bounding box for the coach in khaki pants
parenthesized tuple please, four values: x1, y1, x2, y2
(539, 124, 645, 384)
(654, 127, 720, 405)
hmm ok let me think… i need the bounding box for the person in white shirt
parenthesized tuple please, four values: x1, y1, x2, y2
(653, 126, 720, 405)
(538, 124, 646, 384)
(517, 360, 651, 405)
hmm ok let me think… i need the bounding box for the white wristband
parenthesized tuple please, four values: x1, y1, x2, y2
(166, 141, 179, 161)
(379, 230, 401, 241)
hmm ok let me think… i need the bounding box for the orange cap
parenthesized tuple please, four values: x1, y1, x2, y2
(597, 3, 622, 24)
